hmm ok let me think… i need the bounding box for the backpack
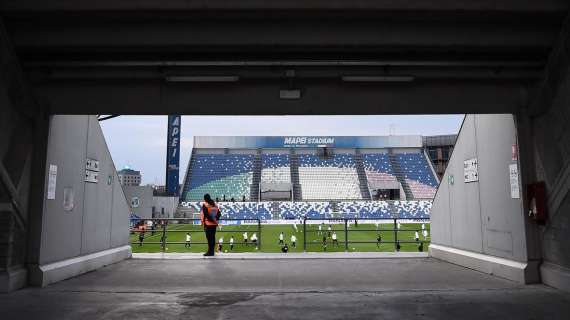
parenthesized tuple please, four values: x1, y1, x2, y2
(204, 204, 222, 222)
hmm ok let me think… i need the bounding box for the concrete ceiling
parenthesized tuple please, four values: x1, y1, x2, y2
(0, 0, 568, 115)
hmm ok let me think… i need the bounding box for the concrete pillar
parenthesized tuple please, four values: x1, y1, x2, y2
(0, 18, 47, 292)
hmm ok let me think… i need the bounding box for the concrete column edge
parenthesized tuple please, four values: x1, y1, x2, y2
(429, 244, 539, 284)
(29, 245, 132, 287)
(540, 261, 570, 293)
(0, 266, 28, 293)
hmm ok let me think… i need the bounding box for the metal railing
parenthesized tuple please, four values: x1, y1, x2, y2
(130, 218, 262, 252)
(301, 217, 430, 252)
(129, 217, 430, 253)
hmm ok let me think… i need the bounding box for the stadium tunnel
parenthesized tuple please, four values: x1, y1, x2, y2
(1, 1, 570, 296)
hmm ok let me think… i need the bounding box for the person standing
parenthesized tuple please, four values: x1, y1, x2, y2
(376, 234, 382, 248)
(138, 230, 145, 246)
(327, 225, 332, 238)
(251, 233, 258, 249)
(415, 231, 420, 242)
(279, 232, 284, 245)
(243, 231, 248, 246)
(332, 232, 338, 247)
(218, 236, 224, 253)
(185, 232, 191, 248)
(230, 236, 235, 251)
(291, 234, 297, 248)
(201, 193, 221, 256)
(422, 229, 429, 239)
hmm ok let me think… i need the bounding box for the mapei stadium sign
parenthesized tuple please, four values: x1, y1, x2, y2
(193, 135, 423, 149)
(165, 115, 181, 196)
(283, 136, 335, 147)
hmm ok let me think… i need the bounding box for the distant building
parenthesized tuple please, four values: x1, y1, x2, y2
(423, 135, 457, 180)
(117, 166, 141, 186)
(123, 185, 153, 219)
(152, 185, 167, 196)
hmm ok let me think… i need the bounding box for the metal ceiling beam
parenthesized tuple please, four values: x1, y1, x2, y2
(1, 0, 567, 13)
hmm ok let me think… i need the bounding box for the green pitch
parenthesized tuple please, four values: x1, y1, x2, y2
(130, 222, 430, 253)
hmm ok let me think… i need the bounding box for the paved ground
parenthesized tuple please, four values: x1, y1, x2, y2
(2, 257, 570, 319)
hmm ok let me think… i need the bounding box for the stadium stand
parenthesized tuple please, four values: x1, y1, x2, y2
(362, 153, 398, 185)
(393, 200, 432, 219)
(337, 201, 392, 218)
(185, 201, 272, 220)
(394, 153, 438, 199)
(278, 201, 332, 219)
(183, 200, 430, 220)
(220, 202, 272, 220)
(178, 137, 441, 221)
(261, 154, 291, 184)
(183, 154, 255, 201)
(298, 154, 362, 200)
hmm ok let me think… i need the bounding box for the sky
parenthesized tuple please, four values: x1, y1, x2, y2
(100, 115, 465, 185)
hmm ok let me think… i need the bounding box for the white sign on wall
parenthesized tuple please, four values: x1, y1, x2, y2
(85, 158, 100, 172)
(131, 197, 140, 208)
(85, 158, 99, 183)
(464, 158, 479, 183)
(509, 163, 520, 199)
(47, 164, 57, 200)
(85, 170, 99, 183)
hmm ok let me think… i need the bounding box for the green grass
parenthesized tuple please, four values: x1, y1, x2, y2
(130, 223, 430, 253)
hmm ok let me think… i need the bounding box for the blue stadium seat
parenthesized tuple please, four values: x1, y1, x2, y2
(394, 153, 438, 199)
(394, 200, 432, 219)
(186, 200, 431, 220)
(278, 202, 332, 219)
(181, 154, 255, 201)
(362, 153, 398, 185)
(337, 201, 392, 219)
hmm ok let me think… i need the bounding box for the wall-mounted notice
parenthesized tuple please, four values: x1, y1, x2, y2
(464, 158, 479, 183)
(63, 187, 74, 211)
(85, 158, 99, 183)
(509, 163, 520, 199)
(85, 170, 99, 183)
(85, 158, 100, 172)
(47, 164, 57, 199)
(131, 197, 140, 208)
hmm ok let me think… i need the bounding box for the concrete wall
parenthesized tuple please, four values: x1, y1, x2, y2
(430, 114, 537, 283)
(520, 16, 570, 292)
(31, 115, 131, 286)
(152, 196, 178, 218)
(0, 20, 48, 292)
(123, 186, 153, 219)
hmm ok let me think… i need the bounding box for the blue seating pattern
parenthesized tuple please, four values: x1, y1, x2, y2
(393, 200, 431, 219)
(394, 153, 438, 199)
(337, 201, 392, 218)
(278, 202, 333, 219)
(186, 202, 272, 220)
(181, 154, 255, 201)
(362, 153, 398, 185)
(183, 200, 430, 220)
